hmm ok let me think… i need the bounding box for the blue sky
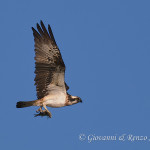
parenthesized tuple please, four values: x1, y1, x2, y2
(1, 0, 150, 149)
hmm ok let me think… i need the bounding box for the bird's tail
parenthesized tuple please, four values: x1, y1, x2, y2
(16, 100, 40, 108)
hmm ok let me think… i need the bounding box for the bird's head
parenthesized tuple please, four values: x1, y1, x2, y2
(66, 95, 82, 106)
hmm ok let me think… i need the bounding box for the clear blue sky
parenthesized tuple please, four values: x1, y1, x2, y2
(1, 0, 150, 149)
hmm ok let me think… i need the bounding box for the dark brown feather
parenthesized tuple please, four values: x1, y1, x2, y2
(48, 24, 56, 45)
(32, 21, 69, 99)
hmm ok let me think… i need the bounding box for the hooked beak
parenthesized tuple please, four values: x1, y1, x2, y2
(78, 98, 82, 103)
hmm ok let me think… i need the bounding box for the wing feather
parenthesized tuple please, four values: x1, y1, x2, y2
(32, 21, 69, 99)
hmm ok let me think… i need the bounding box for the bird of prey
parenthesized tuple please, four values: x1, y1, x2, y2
(16, 21, 82, 118)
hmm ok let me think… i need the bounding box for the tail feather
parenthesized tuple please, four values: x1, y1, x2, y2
(16, 101, 35, 108)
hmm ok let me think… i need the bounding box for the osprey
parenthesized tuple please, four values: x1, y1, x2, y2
(16, 21, 82, 118)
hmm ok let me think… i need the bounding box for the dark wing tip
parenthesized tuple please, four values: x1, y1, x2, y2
(40, 20, 44, 25)
(31, 27, 37, 35)
(48, 24, 56, 44)
(36, 23, 40, 28)
(31, 27, 35, 31)
(32, 27, 38, 33)
(32, 21, 57, 44)
(31, 26, 41, 39)
(40, 20, 44, 27)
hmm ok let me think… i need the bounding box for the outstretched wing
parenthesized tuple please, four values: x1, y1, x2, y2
(32, 21, 69, 99)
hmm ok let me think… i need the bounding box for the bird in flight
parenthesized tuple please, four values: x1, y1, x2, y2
(16, 21, 82, 118)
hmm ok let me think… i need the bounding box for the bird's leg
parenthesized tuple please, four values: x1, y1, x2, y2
(36, 106, 43, 113)
(43, 105, 52, 118)
(34, 105, 52, 118)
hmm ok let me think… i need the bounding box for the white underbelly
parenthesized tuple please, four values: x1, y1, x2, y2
(46, 100, 66, 108)
(44, 94, 66, 108)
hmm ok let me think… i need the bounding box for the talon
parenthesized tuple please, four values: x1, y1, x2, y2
(34, 110, 52, 118)
(36, 107, 42, 113)
(43, 105, 52, 118)
(46, 111, 52, 118)
(34, 105, 52, 118)
(34, 112, 42, 117)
